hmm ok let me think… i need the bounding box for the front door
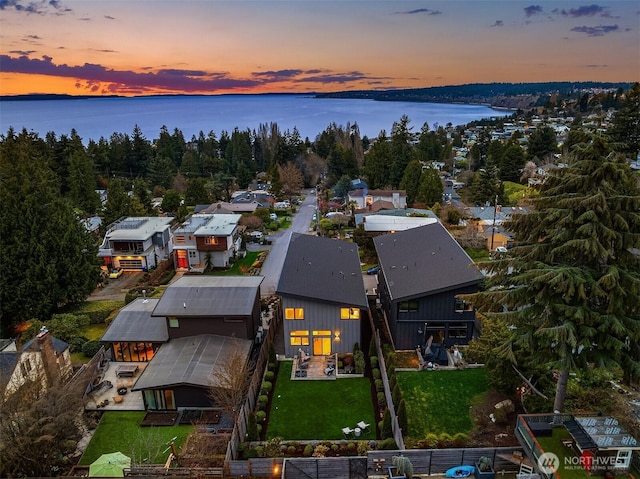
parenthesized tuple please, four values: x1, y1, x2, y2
(313, 336, 331, 356)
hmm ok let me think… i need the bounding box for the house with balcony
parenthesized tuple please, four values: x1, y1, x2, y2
(348, 189, 407, 210)
(173, 213, 242, 271)
(373, 222, 483, 352)
(276, 234, 368, 359)
(98, 216, 173, 271)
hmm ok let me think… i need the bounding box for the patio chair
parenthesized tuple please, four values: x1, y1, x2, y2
(357, 421, 370, 433)
(342, 427, 355, 439)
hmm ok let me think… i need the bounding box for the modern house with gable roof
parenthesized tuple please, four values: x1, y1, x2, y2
(276, 234, 368, 358)
(373, 222, 482, 351)
(151, 275, 264, 341)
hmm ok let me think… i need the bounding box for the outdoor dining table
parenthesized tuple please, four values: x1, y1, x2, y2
(115, 364, 139, 377)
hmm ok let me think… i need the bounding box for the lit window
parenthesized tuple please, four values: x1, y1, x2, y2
(312, 330, 331, 336)
(204, 236, 218, 245)
(340, 308, 360, 320)
(290, 330, 309, 346)
(285, 308, 304, 320)
(169, 318, 179, 328)
(175, 235, 185, 244)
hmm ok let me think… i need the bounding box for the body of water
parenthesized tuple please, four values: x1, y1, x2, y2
(0, 94, 510, 143)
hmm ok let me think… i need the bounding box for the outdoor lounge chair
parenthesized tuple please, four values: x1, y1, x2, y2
(342, 427, 355, 439)
(357, 421, 370, 433)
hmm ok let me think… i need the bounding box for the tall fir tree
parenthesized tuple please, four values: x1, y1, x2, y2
(466, 134, 640, 414)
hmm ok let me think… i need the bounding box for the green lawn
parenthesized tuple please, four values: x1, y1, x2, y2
(211, 251, 260, 276)
(79, 412, 194, 465)
(266, 361, 376, 441)
(397, 368, 488, 437)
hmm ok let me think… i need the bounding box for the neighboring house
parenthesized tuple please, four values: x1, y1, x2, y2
(98, 216, 173, 271)
(466, 206, 529, 251)
(373, 222, 483, 350)
(131, 334, 252, 410)
(100, 298, 168, 362)
(516, 414, 640, 477)
(231, 190, 274, 208)
(276, 234, 368, 358)
(1, 329, 72, 399)
(118, 276, 262, 411)
(173, 213, 242, 271)
(348, 189, 407, 210)
(151, 275, 264, 341)
(196, 201, 261, 215)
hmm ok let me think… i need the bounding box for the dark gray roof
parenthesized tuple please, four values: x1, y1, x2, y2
(276, 234, 368, 308)
(373, 222, 482, 301)
(131, 334, 252, 390)
(101, 298, 168, 343)
(152, 276, 263, 317)
(0, 352, 19, 387)
(22, 336, 69, 355)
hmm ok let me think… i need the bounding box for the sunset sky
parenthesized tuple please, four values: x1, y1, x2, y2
(1, 0, 638, 96)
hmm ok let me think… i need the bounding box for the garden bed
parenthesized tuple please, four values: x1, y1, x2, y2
(140, 411, 179, 427)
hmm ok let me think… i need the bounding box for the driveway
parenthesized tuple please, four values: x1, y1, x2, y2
(87, 271, 143, 301)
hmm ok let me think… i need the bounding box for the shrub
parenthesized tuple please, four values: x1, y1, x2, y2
(354, 350, 365, 374)
(331, 443, 339, 452)
(81, 340, 102, 358)
(72, 301, 123, 324)
(254, 445, 264, 457)
(375, 379, 384, 392)
(258, 395, 268, 406)
(312, 444, 329, 458)
(392, 384, 401, 407)
(379, 438, 398, 450)
(268, 362, 276, 371)
(370, 356, 379, 369)
(255, 410, 266, 422)
(372, 368, 381, 380)
(286, 445, 296, 455)
(264, 437, 283, 457)
(437, 432, 453, 448)
(261, 381, 272, 394)
(357, 441, 370, 456)
(303, 444, 313, 457)
(381, 408, 393, 439)
(424, 433, 439, 448)
(68, 336, 89, 353)
(397, 399, 408, 433)
(246, 411, 259, 441)
(264, 371, 275, 381)
(377, 392, 387, 408)
(452, 432, 469, 447)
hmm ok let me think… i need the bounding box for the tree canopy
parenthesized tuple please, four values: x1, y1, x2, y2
(466, 133, 640, 413)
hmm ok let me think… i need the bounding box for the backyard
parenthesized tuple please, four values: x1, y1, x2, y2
(265, 361, 376, 441)
(397, 367, 488, 438)
(79, 412, 194, 465)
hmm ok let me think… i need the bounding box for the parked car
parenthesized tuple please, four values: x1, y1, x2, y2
(248, 231, 263, 241)
(269, 213, 278, 221)
(495, 246, 508, 253)
(109, 267, 124, 279)
(366, 265, 380, 275)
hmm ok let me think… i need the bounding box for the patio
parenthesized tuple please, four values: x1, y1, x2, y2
(85, 361, 147, 411)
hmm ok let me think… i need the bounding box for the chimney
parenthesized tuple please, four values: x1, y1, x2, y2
(36, 327, 61, 388)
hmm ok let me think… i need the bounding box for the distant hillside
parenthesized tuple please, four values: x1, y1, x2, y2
(0, 93, 122, 101)
(315, 82, 634, 109)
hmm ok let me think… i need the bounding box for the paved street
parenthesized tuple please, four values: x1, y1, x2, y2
(259, 191, 317, 296)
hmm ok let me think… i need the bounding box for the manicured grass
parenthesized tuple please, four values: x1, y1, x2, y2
(397, 368, 488, 437)
(266, 361, 376, 441)
(211, 251, 260, 276)
(84, 322, 108, 341)
(79, 412, 194, 465)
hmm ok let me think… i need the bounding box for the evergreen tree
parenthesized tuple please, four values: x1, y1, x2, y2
(466, 134, 640, 415)
(147, 155, 175, 189)
(400, 160, 422, 206)
(133, 178, 153, 214)
(499, 143, 526, 183)
(102, 178, 131, 227)
(527, 125, 557, 163)
(397, 399, 408, 435)
(415, 166, 444, 207)
(185, 177, 211, 206)
(363, 131, 390, 190)
(470, 166, 502, 206)
(0, 129, 100, 335)
(381, 408, 393, 440)
(389, 116, 415, 188)
(609, 82, 640, 161)
(67, 149, 101, 214)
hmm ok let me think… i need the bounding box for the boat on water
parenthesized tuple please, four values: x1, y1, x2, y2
(445, 465, 475, 478)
